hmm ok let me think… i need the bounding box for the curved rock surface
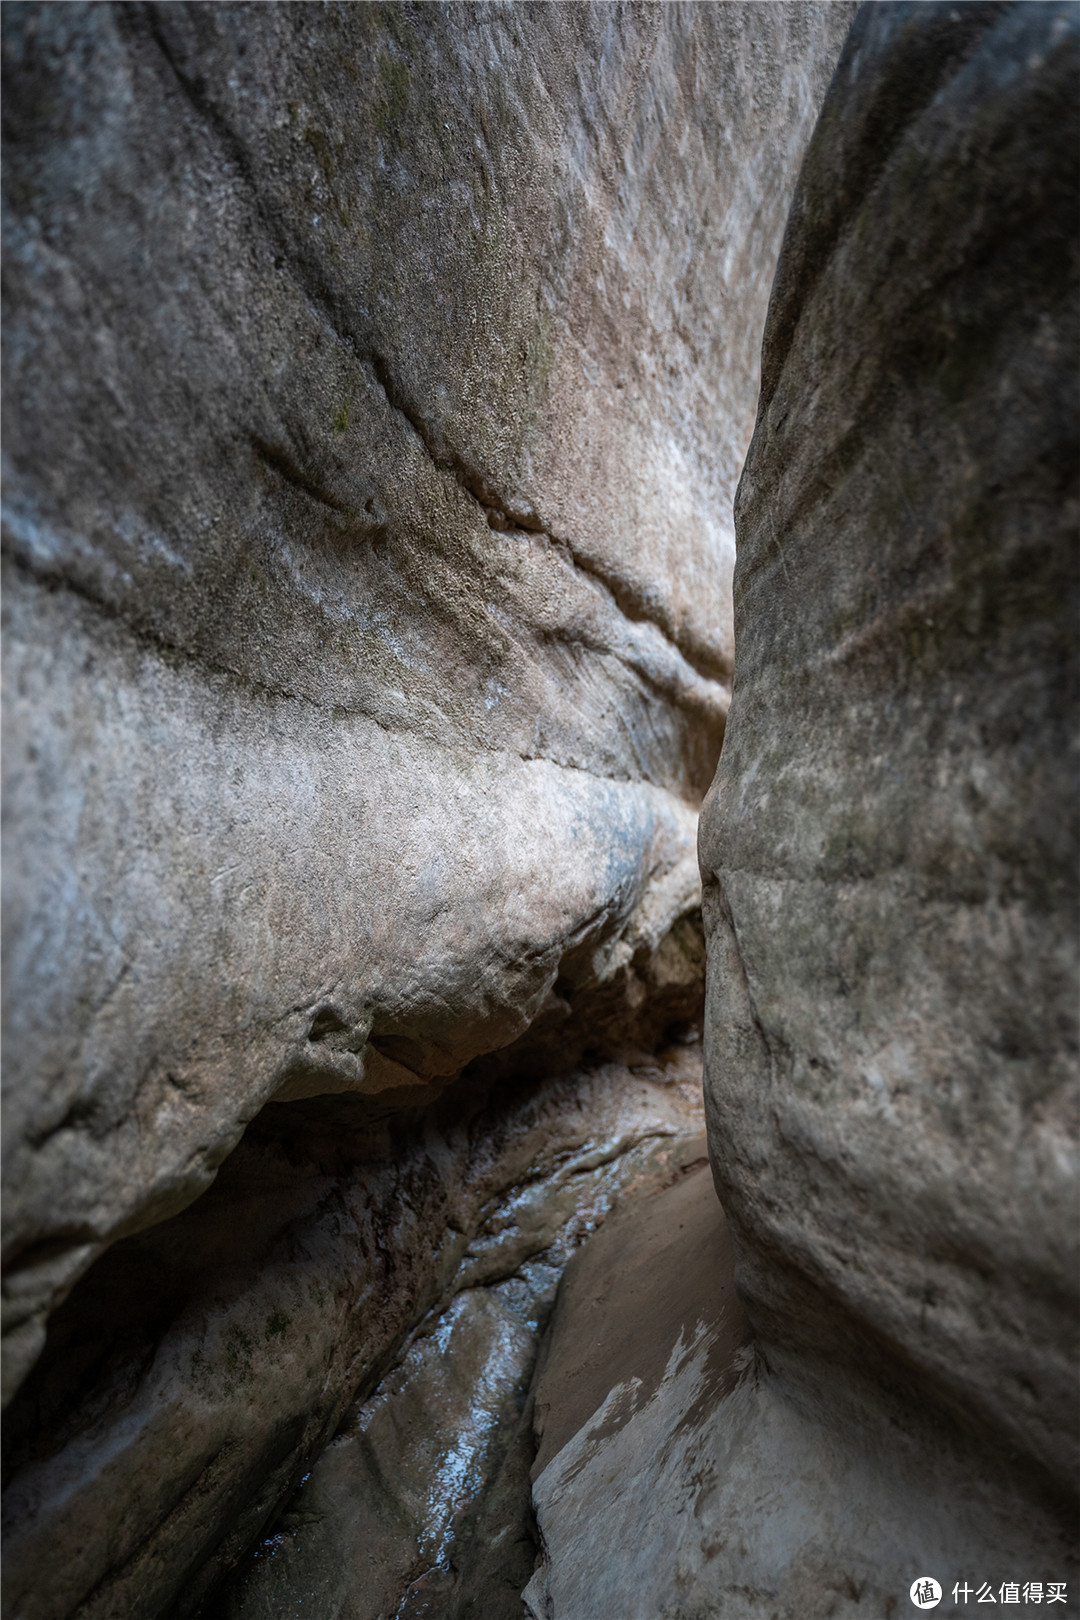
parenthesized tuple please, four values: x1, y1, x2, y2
(1, 0, 849, 1410)
(519, 10, 1077, 1616)
(2, 4, 855, 1616)
(1, 1051, 706, 1620)
(701, 0, 1078, 1517)
(214, 1090, 711, 1620)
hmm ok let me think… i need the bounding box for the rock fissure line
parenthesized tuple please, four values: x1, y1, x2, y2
(248, 435, 354, 518)
(1, 542, 696, 795)
(21, 5, 1065, 1619)
(365, 347, 731, 692)
(140, 8, 733, 703)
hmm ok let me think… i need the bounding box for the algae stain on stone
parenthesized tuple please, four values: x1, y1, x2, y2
(265, 1309, 292, 1343)
(375, 53, 410, 130)
(222, 1325, 256, 1397)
(302, 124, 352, 227)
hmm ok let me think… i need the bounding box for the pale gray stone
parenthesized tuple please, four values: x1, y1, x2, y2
(699, 0, 1078, 1570)
(1, 1, 849, 1422)
(3, 4, 862, 1614)
(524, 8, 1078, 1616)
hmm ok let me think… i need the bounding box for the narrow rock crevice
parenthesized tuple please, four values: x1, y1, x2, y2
(1, 1047, 708, 1620)
(18, 6, 1066, 1620)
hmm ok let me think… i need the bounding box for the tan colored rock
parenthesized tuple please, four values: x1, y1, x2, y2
(1, 0, 850, 1415)
(700, 0, 1078, 1560)
(528, 1293, 1070, 1619)
(530, 1147, 748, 1483)
(524, 1161, 755, 1618)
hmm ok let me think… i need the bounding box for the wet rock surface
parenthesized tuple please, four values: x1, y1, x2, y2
(208, 1062, 709, 1620)
(2, 6, 854, 1612)
(219, 1277, 543, 1620)
(2, 1048, 705, 1620)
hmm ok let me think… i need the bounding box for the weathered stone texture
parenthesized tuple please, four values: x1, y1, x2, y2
(3, 4, 854, 1613)
(1, 0, 849, 1413)
(213, 1104, 711, 1620)
(2, 1053, 706, 1620)
(525, 1159, 752, 1620)
(700, 0, 1079, 1499)
(513, 10, 1078, 1615)
(523, 1177, 1070, 1620)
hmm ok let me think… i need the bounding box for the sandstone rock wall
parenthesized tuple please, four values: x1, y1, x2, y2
(700, 0, 1079, 1501)
(2, 1054, 705, 1620)
(2, 0, 848, 1409)
(2, 4, 853, 1615)
(517, 12, 1077, 1615)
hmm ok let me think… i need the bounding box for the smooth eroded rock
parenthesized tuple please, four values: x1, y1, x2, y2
(700, 0, 1078, 1528)
(1, 0, 851, 1409)
(524, 1161, 753, 1619)
(218, 1126, 720, 1620)
(1, 1051, 706, 1620)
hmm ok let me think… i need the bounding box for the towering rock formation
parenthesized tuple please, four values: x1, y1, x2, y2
(1, 4, 851, 1615)
(526, 7, 1077, 1617)
(697, 0, 1077, 1604)
(702, 0, 1078, 1500)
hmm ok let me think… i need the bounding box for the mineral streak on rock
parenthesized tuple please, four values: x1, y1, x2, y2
(212, 1079, 710, 1620)
(700, 0, 1079, 1512)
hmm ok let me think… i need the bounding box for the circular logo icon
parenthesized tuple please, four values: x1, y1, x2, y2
(910, 1578, 942, 1610)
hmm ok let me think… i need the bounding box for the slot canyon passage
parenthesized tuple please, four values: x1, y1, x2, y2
(1, 2, 1077, 1617)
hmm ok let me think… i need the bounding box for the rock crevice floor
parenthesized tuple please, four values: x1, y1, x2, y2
(208, 1049, 709, 1620)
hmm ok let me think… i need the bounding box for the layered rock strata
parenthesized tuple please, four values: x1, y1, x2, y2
(523, 6, 1078, 1616)
(694, 0, 1077, 1606)
(2, 3, 853, 1614)
(701, 0, 1078, 1496)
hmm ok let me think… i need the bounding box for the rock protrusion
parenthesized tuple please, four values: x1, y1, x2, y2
(1, 0, 849, 1419)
